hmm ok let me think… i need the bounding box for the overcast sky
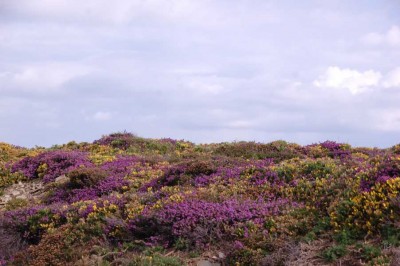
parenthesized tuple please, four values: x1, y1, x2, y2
(1, 1, 400, 148)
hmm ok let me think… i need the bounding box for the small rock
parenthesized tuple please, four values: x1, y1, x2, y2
(55, 174, 69, 184)
(11, 190, 21, 196)
(218, 252, 225, 259)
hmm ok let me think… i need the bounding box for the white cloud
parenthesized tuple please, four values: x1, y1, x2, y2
(373, 109, 400, 132)
(3, 0, 148, 24)
(93, 111, 112, 121)
(225, 120, 255, 129)
(1, 1, 400, 148)
(313, 66, 382, 94)
(382, 67, 400, 88)
(387, 26, 400, 46)
(185, 80, 225, 95)
(362, 25, 400, 46)
(181, 74, 236, 95)
(1, 0, 238, 28)
(0, 63, 93, 93)
(362, 32, 383, 45)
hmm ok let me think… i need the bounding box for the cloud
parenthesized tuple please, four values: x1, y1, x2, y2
(387, 26, 400, 46)
(373, 109, 400, 132)
(382, 67, 400, 88)
(314, 66, 400, 93)
(313, 66, 382, 94)
(0, 62, 94, 93)
(225, 120, 256, 129)
(0, 1, 399, 148)
(362, 32, 383, 45)
(0, 0, 262, 29)
(362, 25, 400, 47)
(93, 111, 112, 121)
(183, 77, 228, 95)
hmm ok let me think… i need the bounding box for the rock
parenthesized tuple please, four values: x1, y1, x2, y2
(11, 190, 20, 196)
(218, 252, 225, 259)
(55, 174, 69, 184)
(0, 180, 45, 210)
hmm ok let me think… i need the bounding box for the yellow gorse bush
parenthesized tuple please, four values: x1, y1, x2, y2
(88, 144, 121, 165)
(330, 177, 400, 234)
(71, 199, 119, 223)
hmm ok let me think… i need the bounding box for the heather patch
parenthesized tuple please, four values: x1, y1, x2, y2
(0, 135, 399, 265)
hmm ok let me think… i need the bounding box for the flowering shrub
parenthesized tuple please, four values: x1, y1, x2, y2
(94, 133, 181, 156)
(330, 177, 400, 234)
(14, 227, 74, 266)
(359, 155, 400, 191)
(1, 133, 400, 265)
(44, 156, 138, 203)
(305, 141, 351, 159)
(129, 198, 291, 248)
(68, 167, 108, 189)
(213, 141, 303, 162)
(0, 164, 25, 188)
(11, 150, 92, 183)
(2, 204, 68, 243)
(94, 132, 137, 150)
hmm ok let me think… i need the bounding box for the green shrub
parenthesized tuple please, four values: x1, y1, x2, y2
(225, 247, 262, 266)
(5, 198, 29, 211)
(129, 254, 182, 266)
(68, 167, 108, 188)
(321, 244, 347, 262)
(333, 229, 356, 246)
(185, 160, 215, 176)
(173, 237, 190, 251)
(213, 141, 301, 162)
(356, 244, 381, 261)
(381, 224, 400, 247)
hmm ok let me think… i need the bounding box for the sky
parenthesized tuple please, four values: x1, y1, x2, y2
(0, 0, 400, 148)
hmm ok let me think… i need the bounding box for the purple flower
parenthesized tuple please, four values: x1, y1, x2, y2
(233, 240, 244, 250)
(376, 175, 391, 184)
(128, 198, 292, 248)
(93, 132, 136, 149)
(11, 150, 92, 183)
(44, 156, 138, 203)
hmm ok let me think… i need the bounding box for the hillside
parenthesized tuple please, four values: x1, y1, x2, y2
(0, 133, 400, 265)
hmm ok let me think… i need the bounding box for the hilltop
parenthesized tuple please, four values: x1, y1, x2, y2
(0, 133, 400, 265)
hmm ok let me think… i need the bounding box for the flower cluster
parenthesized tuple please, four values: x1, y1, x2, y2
(45, 156, 139, 203)
(2, 204, 68, 243)
(330, 177, 400, 234)
(11, 150, 92, 183)
(128, 198, 291, 248)
(93, 132, 137, 150)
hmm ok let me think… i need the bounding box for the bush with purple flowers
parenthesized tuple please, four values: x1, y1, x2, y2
(129, 198, 291, 248)
(11, 150, 92, 183)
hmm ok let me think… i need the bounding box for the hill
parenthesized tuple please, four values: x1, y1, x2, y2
(1, 133, 400, 265)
